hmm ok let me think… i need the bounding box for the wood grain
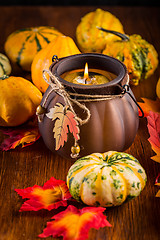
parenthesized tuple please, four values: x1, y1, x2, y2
(0, 6, 160, 240)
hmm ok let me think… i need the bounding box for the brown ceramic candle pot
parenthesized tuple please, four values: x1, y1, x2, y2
(38, 53, 139, 159)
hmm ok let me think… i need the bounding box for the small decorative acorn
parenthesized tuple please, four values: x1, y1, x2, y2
(36, 105, 46, 122)
(71, 144, 80, 158)
(36, 105, 46, 115)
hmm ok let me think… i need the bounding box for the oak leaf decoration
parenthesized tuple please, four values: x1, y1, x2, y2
(46, 103, 80, 150)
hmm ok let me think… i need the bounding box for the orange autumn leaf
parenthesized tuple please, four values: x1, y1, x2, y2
(155, 184, 160, 197)
(138, 98, 160, 117)
(15, 177, 72, 211)
(147, 111, 160, 163)
(155, 190, 160, 197)
(155, 173, 160, 197)
(46, 103, 80, 150)
(39, 205, 112, 240)
(0, 116, 40, 151)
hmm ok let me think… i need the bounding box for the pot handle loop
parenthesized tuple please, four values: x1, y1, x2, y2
(122, 84, 144, 118)
(52, 55, 59, 63)
(52, 55, 66, 63)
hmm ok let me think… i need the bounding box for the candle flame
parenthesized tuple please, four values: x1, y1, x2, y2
(84, 63, 89, 80)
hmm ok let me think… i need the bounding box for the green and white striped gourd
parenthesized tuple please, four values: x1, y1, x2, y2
(0, 53, 11, 77)
(67, 151, 147, 207)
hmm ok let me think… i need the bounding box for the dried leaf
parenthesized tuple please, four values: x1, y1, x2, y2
(138, 98, 160, 117)
(39, 205, 112, 240)
(46, 103, 80, 150)
(147, 111, 160, 163)
(15, 177, 72, 211)
(0, 116, 40, 151)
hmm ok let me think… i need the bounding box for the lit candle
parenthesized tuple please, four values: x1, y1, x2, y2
(61, 63, 116, 85)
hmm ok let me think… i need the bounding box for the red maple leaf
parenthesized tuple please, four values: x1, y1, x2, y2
(147, 111, 160, 163)
(39, 205, 112, 240)
(15, 177, 72, 211)
(46, 103, 80, 150)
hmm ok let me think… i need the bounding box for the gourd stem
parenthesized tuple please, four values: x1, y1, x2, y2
(97, 26, 130, 41)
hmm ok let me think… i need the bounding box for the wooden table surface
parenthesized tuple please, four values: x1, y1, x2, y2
(0, 5, 160, 240)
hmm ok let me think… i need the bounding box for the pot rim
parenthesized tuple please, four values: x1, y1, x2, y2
(50, 53, 128, 95)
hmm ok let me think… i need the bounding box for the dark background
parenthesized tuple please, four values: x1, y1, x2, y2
(0, 0, 159, 6)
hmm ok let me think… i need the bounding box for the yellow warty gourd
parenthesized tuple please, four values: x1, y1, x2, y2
(76, 8, 124, 53)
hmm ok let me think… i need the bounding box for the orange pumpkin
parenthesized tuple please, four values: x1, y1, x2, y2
(4, 26, 63, 71)
(31, 35, 81, 93)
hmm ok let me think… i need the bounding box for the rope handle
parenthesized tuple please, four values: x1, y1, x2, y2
(39, 66, 144, 120)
